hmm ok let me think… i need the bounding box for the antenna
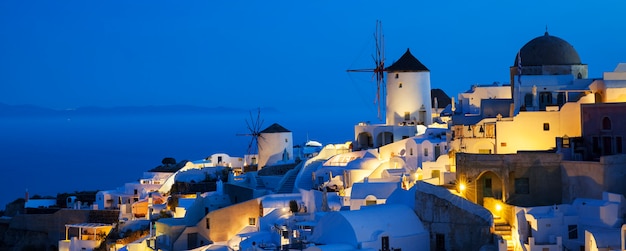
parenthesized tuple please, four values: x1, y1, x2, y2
(347, 20, 386, 121)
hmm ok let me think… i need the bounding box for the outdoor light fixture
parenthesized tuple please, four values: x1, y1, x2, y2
(459, 183, 466, 192)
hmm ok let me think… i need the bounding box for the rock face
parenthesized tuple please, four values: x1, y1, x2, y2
(412, 182, 494, 251)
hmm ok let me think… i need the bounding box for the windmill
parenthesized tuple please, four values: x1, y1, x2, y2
(347, 20, 386, 121)
(236, 108, 265, 166)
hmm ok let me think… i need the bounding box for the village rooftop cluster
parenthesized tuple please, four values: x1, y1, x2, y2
(3, 31, 626, 251)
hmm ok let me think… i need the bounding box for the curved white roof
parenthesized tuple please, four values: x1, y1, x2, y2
(309, 204, 426, 247)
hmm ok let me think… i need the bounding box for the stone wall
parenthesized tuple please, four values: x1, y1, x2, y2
(4, 209, 119, 250)
(413, 182, 493, 251)
(456, 152, 562, 207)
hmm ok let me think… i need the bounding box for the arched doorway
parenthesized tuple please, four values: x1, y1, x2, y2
(475, 171, 503, 206)
(356, 132, 373, 150)
(375, 131, 394, 147)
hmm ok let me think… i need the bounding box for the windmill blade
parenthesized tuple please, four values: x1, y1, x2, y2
(256, 134, 266, 151)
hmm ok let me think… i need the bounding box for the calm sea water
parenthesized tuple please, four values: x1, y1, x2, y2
(0, 110, 364, 208)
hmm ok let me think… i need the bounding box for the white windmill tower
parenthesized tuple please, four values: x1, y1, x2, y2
(385, 48, 432, 126)
(257, 123, 293, 169)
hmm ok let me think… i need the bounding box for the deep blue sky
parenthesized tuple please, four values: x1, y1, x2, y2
(1, 1, 625, 117)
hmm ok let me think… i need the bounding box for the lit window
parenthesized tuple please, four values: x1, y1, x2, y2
(562, 136, 570, 148)
(249, 217, 256, 226)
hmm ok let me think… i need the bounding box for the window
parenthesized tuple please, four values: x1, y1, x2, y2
(381, 236, 390, 251)
(603, 136, 613, 155)
(617, 137, 623, 154)
(404, 112, 410, 121)
(602, 117, 612, 130)
(562, 136, 570, 148)
(524, 93, 533, 108)
(515, 178, 529, 194)
(435, 234, 445, 251)
(568, 225, 578, 239)
(395, 73, 399, 79)
(557, 92, 566, 106)
(410, 148, 413, 156)
(593, 137, 600, 154)
(543, 123, 550, 131)
(539, 92, 553, 109)
(424, 148, 429, 156)
(205, 218, 210, 229)
(398, 82, 403, 88)
(365, 199, 377, 206)
(485, 178, 492, 189)
(249, 217, 256, 226)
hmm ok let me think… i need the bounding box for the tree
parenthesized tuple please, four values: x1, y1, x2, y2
(289, 200, 299, 213)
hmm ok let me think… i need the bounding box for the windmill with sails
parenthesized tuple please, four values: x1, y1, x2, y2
(237, 108, 264, 169)
(347, 20, 386, 122)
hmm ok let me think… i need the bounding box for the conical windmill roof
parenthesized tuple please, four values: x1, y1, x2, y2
(260, 123, 291, 133)
(385, 48, 429, 72)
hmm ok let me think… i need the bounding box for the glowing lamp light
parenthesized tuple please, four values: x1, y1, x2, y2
(496, 203, 502, 212)
(459, 183, 466, 192)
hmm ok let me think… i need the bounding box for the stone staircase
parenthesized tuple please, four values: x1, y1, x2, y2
(255, 175, 266, 189)
(494, 216, 514, 251)
(276, 169, 298, 193)
(295, 160, 324, 191)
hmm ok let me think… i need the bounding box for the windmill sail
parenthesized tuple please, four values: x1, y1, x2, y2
(236, 108, 264, 156)
(347, 20, 386, 121)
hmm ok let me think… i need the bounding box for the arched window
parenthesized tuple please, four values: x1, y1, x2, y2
(602, 117, 612, 130)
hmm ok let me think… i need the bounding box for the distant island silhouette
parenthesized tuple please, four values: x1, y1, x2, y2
(0, 103, 278, 117)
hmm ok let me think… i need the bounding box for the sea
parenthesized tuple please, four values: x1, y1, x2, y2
(0, 108, 372, 209)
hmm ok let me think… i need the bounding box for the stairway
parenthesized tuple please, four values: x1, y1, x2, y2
(255, 175, 266, 189)
(295, 160, 324, 191)
(494, 216, 514, 251)
(276, 170, 298, 193)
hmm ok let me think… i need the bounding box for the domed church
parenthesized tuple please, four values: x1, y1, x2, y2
(510, 31, 588, 80)
(508, 31, 593, 112)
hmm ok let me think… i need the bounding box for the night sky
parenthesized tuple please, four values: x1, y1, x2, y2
(1, 1, 625, 115)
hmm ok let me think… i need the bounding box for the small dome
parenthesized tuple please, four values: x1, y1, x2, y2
(514, 32, 581, 67)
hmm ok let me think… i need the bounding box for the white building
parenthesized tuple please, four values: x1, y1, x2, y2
(354, 49, 433, 150)
(449, 32, 626, 156)
(514, 192, 625, 251)
(258, 123, 294, 169)
(307, 204, 429, 251)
